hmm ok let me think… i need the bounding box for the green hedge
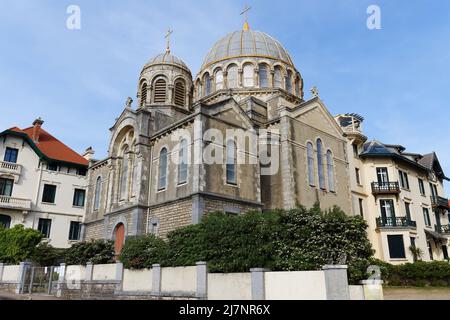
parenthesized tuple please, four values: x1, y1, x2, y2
(119, 234, 168, 269)
(119, 205, 375, 283)
(64, 240, 115, 265)
(384, 261, 450, 287)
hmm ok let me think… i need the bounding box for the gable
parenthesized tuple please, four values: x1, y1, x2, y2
(206, 100, 253, 130)
(291, 101, 344, 138)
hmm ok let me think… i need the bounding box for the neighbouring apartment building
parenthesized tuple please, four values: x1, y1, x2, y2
(337, 114, 450, 264)
(0, 118, 89, 248)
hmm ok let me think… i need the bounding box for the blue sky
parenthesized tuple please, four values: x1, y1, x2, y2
(0, 0, 449, 190)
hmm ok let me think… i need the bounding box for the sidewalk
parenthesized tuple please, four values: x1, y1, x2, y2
(0, 291, 64, 300)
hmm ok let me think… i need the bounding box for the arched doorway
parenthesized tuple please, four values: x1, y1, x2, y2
(0, 214, 11, 229)
(113, 223, 125, 256)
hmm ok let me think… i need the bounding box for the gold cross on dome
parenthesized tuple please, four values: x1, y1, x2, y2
(165, 28, 173, 53)
(240, 5, 251, 30)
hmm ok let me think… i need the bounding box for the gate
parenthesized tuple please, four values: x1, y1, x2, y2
(21, 265, 61, 295)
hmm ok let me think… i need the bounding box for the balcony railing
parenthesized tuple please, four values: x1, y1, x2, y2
(0, 161, 22, 176)
(371, 182, 400, 194)
(376, 217, 417, 228)
(431, 196, 450, 210)
(0, 195, 31, 210)
(435, 224, 450, 234)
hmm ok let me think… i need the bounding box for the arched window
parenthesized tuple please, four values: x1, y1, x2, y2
(274, 66, 283, 88)
(178, 139, 188, 184)
(153, 79, 167, 103)
(215, 70, 224, 90)
(317, 139, 325, 189)
(307, 142, 315, 186)
(94, 176, 102, 211)
(226, 140, 236, 184)
(0, 214, 11, 229)
(286, 70, 293, 93)
(120, 149, 129, 200)
(203, 73, 211, 96)
(327, 150, 335, 192)
(158, 147, 168, 190)
(140, 82, 147, 107)
(174, 80, 186, 107)
(258, 64, 269, 88)
(243, 64, 254, 87)
(227, 65, 238, 88)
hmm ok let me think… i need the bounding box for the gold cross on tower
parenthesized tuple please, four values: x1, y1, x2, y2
(165, 28, 173, 53)
(240, 5, 251, 30)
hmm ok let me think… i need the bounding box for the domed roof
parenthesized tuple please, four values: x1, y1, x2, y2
(145, 51, 190, 70)
(201, 30, 294, 69)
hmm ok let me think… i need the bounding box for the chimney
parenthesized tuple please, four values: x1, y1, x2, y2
(32, 117, 44, 143)
(83, 147, 95, 161)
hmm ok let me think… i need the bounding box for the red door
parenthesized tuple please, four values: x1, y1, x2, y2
(114, 223, 125, 255)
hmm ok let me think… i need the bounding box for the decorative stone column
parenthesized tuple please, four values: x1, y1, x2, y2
(56, 263, 66, 297)
(270, 70, 275, 87)
(238, 68, 243, 87)
(223, 71, 228, 89)
(254, 68, 259, 88)
(168, 84, 174, 105)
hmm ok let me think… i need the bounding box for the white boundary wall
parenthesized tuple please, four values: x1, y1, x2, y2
(0, 262, 376, 300)
(208, 273, 252, 300)
(264, 271, 327, 300)
(123, 268, 153, 292)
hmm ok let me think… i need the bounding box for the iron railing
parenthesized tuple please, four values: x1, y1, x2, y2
(371, 182, 400, 194)
(376, 217, 417, 228)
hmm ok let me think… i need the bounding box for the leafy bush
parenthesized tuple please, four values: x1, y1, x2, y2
(64, 240, 114, 265)
(385, 261, 450, 286)
(119, 234, 168, 269)
(31, 243, 66, 266)
(0, 224, 43, 264)
(272, 205, 374, 278)
(164, 224, 206, 267)
(126, 206, 374, 284)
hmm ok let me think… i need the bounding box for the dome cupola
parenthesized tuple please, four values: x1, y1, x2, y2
(138, 46, 193, 111)
(195, 25, 303, 103)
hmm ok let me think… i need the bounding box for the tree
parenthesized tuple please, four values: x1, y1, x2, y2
(0, 224, 43, 264)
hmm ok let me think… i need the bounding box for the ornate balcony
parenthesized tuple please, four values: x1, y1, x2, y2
(0, 161, 22, 182)
(376, 217, 417, 228)
(431, 196, 450, 210)
(371, 182, 400, 195)
(435, 224, 450, 234)
(0, 195, 31, 210)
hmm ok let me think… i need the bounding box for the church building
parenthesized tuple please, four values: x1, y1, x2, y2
(83, 22, 353, 253)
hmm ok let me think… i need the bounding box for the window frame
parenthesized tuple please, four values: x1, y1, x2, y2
(42, 184, 57, 204)
(158, 147, 168, 190)
(68, 221, 81, 241)
(226, 140, 237, 185)
(306, 142, 315, 186)
(72, 188, 86, 207)
(387, 234, 406, 259)
(38, 218, 52, 239)
(4, 147, 18, 163)
(178, 139, 188, 185)
(316, 139, 325, 190)
(0, 178, 14, 197)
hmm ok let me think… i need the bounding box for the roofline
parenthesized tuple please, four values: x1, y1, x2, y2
(0, 129, 88, 169)
(359, 152, 429, 173)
